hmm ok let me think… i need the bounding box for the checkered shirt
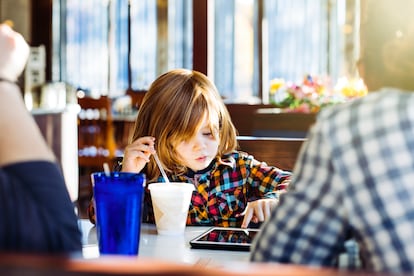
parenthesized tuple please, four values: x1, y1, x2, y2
(88, 152, 290, 227)
(250, 89, 414, 273)
(144, 151, 291, 227)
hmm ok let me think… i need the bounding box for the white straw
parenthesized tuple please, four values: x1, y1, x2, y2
(153, 153, 170, 183)
(103, 162, 111, 176)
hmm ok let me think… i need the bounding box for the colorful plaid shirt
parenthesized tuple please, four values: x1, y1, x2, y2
(89, 151, 291, 227)
(143, 151, 291, 227)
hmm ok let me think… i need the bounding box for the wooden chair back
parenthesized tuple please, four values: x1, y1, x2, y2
(237, 136, 306, 171)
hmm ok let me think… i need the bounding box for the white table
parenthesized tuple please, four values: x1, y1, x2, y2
(79, 219, 250, 268)
(76, 219, 353, 275)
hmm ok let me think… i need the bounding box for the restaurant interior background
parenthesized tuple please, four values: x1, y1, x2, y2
(0, 0, 364, 216)
(0, 0, 362, 102)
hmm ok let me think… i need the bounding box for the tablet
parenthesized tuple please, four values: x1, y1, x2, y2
(189, 227, 260, 251)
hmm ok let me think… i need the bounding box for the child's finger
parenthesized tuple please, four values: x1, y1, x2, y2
(241, 207, 254, 228)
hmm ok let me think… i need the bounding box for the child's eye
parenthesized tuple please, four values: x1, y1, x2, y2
(203, 132, 213, 136)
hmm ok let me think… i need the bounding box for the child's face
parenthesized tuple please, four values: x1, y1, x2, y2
(175, 115, 219, 172)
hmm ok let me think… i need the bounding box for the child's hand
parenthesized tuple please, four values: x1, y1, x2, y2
(121, 136, 156, 173)
(240, 198, 278, 228)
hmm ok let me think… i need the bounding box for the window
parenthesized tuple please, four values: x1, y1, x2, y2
(58, 0, 359, 101)
(213, 0, 257, 102)
(64, 0, 110, 94)
(212, 0, 359, 103)
(61, 0, 192, 97)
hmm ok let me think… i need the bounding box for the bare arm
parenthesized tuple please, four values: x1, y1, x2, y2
(0, 24, 55, 166)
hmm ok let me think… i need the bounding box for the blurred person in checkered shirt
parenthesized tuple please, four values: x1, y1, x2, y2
(251, 0, 414, 273)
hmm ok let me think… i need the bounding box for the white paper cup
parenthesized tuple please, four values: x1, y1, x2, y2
(148, 182, 194, 235)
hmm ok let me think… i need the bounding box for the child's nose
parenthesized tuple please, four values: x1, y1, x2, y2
(193, 136, 206, 150)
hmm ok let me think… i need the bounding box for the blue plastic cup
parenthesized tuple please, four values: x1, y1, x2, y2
(92, 172, 145, 255)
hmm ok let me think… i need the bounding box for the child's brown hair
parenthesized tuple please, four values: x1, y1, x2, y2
(131, 69, 238, 181)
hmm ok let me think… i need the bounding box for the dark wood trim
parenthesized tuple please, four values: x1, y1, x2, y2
(156, 0, 168, 76)
(30, 0, 53, 82)
(257, 0, 264, 98)
(237, 136, 306, 171)
(253, 109, 316, 138)
(127, 0, 132, 89)
(226, 103, 273, 136)
(192, 0, 208, 74)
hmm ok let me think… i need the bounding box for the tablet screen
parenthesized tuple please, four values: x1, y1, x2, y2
(189, 227, 260, 251)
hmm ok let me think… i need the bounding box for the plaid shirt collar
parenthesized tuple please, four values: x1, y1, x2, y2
(183, 152, 237, 178)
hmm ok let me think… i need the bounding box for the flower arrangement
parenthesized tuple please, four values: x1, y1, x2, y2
(269, 75, 367, 113)
(334, 76, 368, 98)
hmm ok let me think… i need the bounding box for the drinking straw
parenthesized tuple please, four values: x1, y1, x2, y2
(103, 162, 111, 177)
(153, 153, 170, 183)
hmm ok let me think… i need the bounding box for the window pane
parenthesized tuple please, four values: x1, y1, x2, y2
(63, 0, 192, 93)
(65, 0, 109, 93)
(113, 0, 130, 92)
(130, 0, 192, 90)
(60, 0, 355, 101)
(129, 0, 157, 89)
(168, 0, 193, 70)
(214, 0, 257, 102)
(265, 0, 350, 88)
(234, 0, 256, 101)
(265, 1, 329, 82)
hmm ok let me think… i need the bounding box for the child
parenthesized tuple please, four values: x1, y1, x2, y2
(90, 69, 291, 228)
